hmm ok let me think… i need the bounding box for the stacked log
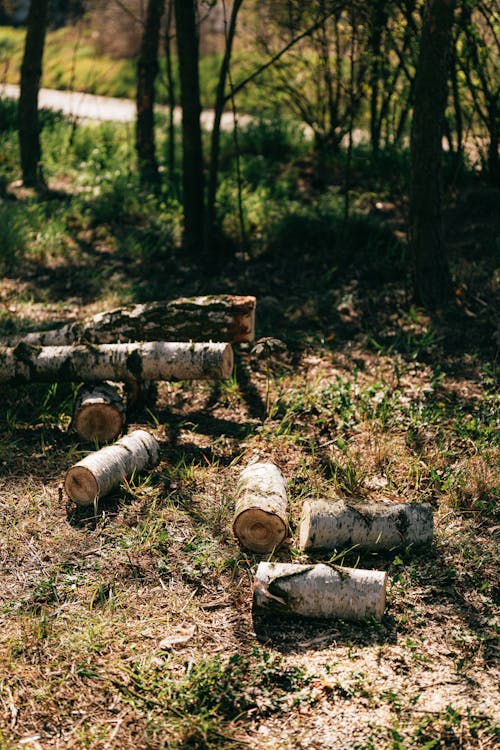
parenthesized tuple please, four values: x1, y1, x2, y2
(8, 295, 256, 346)
(253, 562, 387, 620)
(71, 382, 125, 442)
(299, 499, 434, 551)
(64, 429, 159, 505)
(233, 462, 288, 553)
(0, 341, 233, 385)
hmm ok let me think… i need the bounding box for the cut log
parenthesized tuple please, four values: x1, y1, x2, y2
(64, 429, 160, 505)
(253, 562, 387, 621)
(8, 295, 256, 346)
(299, 499, 433, 551)
(0, 341, 233, 384)
(71, 382, 126, 443)
(233, 462, 288, 553)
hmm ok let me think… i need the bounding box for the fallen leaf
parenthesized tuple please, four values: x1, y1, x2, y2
(159, 625, 195, 650)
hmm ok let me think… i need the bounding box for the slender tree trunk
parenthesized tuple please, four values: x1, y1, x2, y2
(409, 0, 456, 309)
(136, 0, 165, 186)
(19, 0, 49, 188)
(164, 0, 176, 182)
(450, 43, 463, 159)
(174, 0, 204, 255)
(368, 0, 389, 157)
(206, 0, 244, 252)
(487, 107, 500, 187)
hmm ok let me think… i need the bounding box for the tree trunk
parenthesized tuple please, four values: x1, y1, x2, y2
(0, 341, 233, 384)
(299, 499, 434, 551)
(71, 382, 126, 443)
(19, 0, 49, 187)
(136, 0, 165, 186)
(174, 0, 204, 254)
(164, 0, 176, 181)
(7, 295, 256, 347)
(206, 0, 244, 251)
(64, 429, 159, 505)
(233, 462, 288, 553)
(253, 562, 387, 621)
(368, 0, 389, 157)
(409, 0, 456, 309)
(487, 108, 500, 187)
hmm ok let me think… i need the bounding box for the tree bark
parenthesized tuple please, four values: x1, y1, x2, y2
(19, 0, 49, 187)
(253, 562, 387, 621)
(206, 0, 244, 251)
(72, 382, 126, 443)
(0, 341, 233, 384)
(233, 462, 288, 553)
(174, 0, 204, 254)
(164, 0, 176, 180)
(299, 499, 434, 552)
(409, 0, 456, 309)
(64, 429, 159, 505)
(136, 0, 165, 186)
(7, 295, 256, 347)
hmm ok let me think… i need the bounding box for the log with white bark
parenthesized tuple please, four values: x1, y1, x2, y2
(71, 382, 126, 443)
(64, 429, 160, 505)
(299, 499, 433, 551)
(233, 462, 288, 553)
(253, 562, 387, 621)
(8, 295, 256, 346)
(0, 341, 233, 384)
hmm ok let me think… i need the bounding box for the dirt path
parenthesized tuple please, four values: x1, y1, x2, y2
(0, 82, 251, 129)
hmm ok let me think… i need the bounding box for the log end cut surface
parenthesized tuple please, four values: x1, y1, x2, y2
(73, 403, 124, 443)
(64, 466, 99, 506)
(233, 507, 287, 553)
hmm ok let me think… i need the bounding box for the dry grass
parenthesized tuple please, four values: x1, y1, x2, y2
(0, 112, 499, 749)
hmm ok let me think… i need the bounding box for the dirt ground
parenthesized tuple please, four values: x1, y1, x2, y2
(0, 179, 499, 750)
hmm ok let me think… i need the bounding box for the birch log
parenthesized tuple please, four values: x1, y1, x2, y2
(8, 295, 256, 346)
(64, 429, 160, 505)
(233, 462, 288, 553)
(0, 341, 233, 384)
(71, 382, 125, 443)
(299, 499, 434, 551)
(253, 562, 387, 621)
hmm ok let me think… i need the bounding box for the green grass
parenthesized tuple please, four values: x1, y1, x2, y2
(0, 95, 499, 750)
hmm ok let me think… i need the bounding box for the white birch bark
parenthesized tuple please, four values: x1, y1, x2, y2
(0, 341, 233, 384)
(233, 462, 288, 553)
(71, 382, 125, 443)
(7, 295, 256, 346)
(253, 562, 387, 621)
(299, 499, 433, 551)
(64, 429, 160, 505)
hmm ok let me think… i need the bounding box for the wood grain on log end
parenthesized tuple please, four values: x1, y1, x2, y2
(233, 508, 287, 554)
(72, 382, 125, 443)
(227, 295, 256, 343)
(73, 403, 124, 442)
(64, 466, 99, 506)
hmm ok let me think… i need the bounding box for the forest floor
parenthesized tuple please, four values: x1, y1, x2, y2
(0, 109, 499, 749)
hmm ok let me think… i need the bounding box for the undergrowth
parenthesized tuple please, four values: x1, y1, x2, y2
(0, 99, 498, 749)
